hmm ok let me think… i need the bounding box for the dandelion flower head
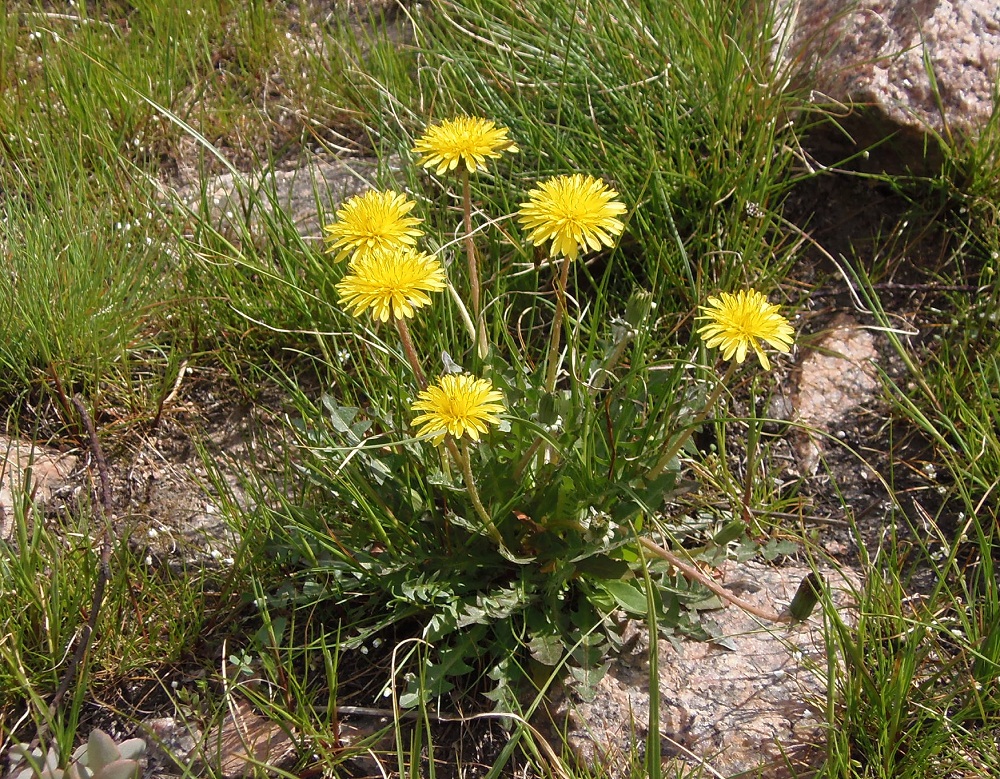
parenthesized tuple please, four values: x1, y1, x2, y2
(323, 189, 423, 264)
(411, 373, 506, 445)
(518, 174, 626, 261)
(412, 117, 518, 175)
(336, 247, 446, 322)
(696, 289, 794, 370)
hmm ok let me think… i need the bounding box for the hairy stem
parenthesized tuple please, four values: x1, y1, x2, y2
(462, 169, 489, 360)
(395, 316, 427, 389)
(544, 254, 572, 393)
(647, 360, 737, 480)
(463, 169, 479, 321)
(447, 438, 503, 547)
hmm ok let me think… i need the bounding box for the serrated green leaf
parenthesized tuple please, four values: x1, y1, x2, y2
(596, 579, 648, 615)
(253, 615, 287, 649)
(701, 618, 738, 651)
(455, 604, 487, 628)
(363, 455, 392, 485)
(554, 475, 577, 523)
(574, 554, 630, 579)
(436, 641, 477, 678)
(689, 593, 723, 611)
(528, 632, 564, 666)
(425, 608, 459, 642)
(568, 659, 609, 702)
(401, 627, 485, 708)
(637, 472, 678, 511)
(761, 538, 800, 561)
(322, 396, 359, 434)
(712, 521, 745, 546)
(658, 590, 681, 626)
(398, 688, 426, 709)
(438, 630, 482, 675)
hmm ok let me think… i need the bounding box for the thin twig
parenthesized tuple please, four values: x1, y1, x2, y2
(47, 398, 115, 717)
(810, 281, 983, 298)
(72, 396, 111, 513)
(639, 538, 791, 623)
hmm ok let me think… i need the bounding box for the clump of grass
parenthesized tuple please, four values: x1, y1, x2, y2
(1, 1, 358, 180)
(823, 494, 1000, 777)
(0, 177, 172, 410)
(0, 0, 383, 413)
(817, 203, 1000, 774)
(0, 481, 239, 755)
(352, 0, 808, 306)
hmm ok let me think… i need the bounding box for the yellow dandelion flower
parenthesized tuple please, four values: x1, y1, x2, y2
(336, 247, 447, 322)
(696, 289, 795, 371)
(323, 190, 424, 263)
(412, 117, 518, 175)
(518, 174, 627, 261)
(411, 373, 506, 445)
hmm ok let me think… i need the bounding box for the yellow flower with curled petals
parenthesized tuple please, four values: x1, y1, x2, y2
(697, 289, 794, 370)
(411, 374, 506, 445)
(412, 117, 518, 175)
(336, 247, 446, 322)
(323, 189, 423, 263)
(518, 174, 626, 261)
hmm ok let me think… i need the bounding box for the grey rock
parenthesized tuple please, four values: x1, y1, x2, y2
(775, 0, 999, 156)
(143, 704, 296, 778)
(0, 436, 78, 540)
(791, 313, 880, 474)
(177, 156, 384, 243)
(546, 561, 859, 778)
(194, 701, 296, 779)
(141, 716, 202, 776)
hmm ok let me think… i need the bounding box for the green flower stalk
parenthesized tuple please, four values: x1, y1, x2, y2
(413, 117, 518, 359)
(336, 246, 448, 388)
(411, 373, 507, 545)
(517, 174, 626, 392)
(649, 289, 795, 480)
